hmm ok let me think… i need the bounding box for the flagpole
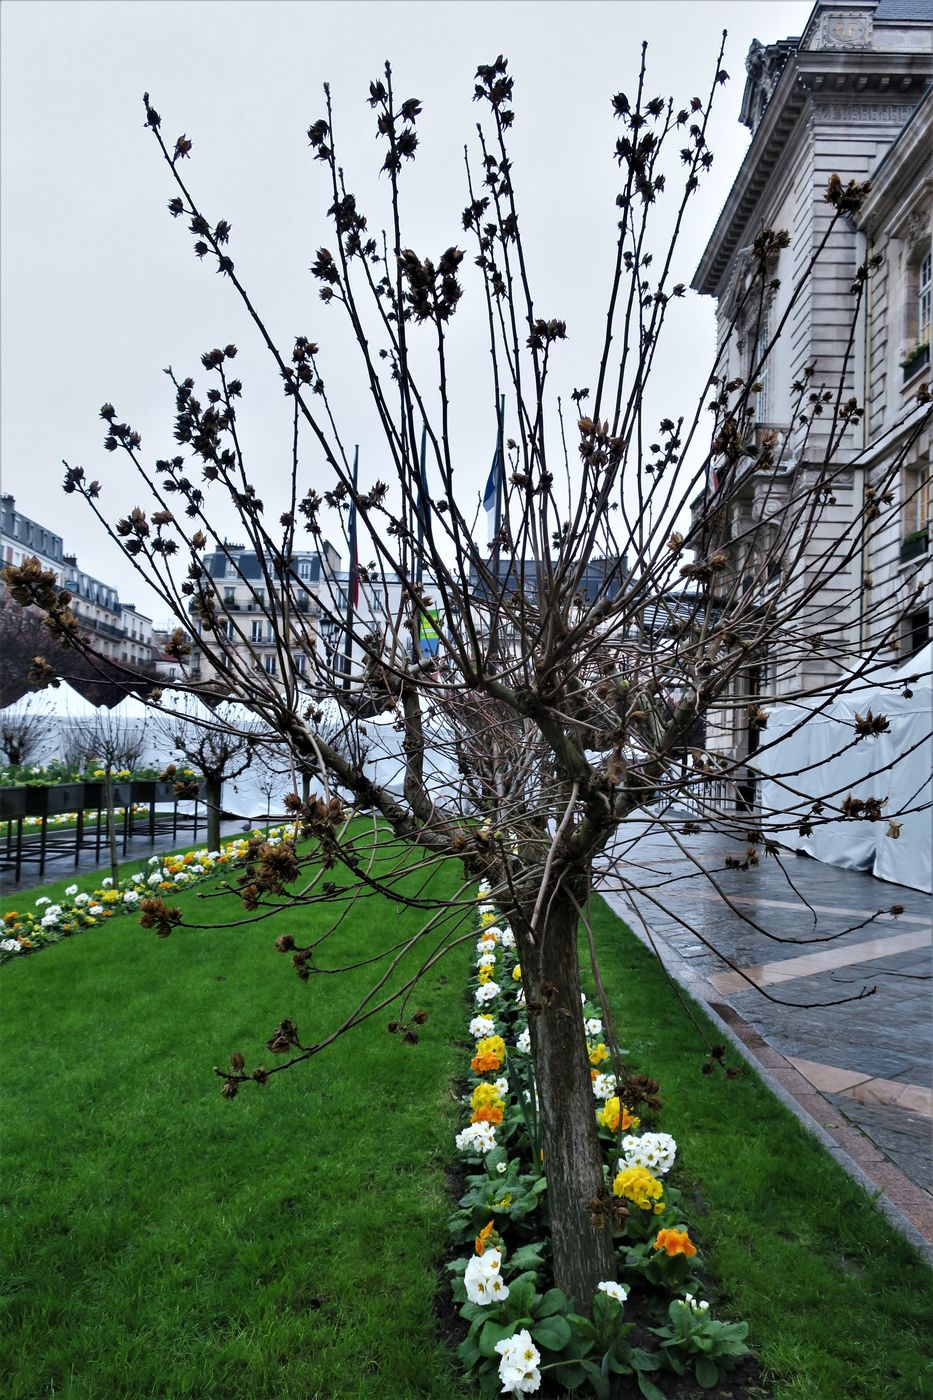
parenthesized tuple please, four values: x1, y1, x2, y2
(343, 445, 358, 692)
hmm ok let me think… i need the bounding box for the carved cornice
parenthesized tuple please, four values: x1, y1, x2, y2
(693, 49, 933, 299)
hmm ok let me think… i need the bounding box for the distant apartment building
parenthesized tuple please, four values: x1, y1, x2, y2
(1, 494, 155, 669)
(188, 539, 342, 687)
(1, 494, 65, 581)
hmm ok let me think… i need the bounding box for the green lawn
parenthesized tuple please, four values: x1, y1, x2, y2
(1, 846, 472, 1400)
(2, 854, 931, 1400)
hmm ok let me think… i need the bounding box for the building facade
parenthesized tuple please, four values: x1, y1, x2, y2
(691, 0, 932, 766)
(2, 495, 156, 669)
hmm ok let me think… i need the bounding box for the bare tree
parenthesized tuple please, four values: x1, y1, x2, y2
(155, 704, 256, 851)
(0, 697, 55, 768)
(70, 712, 147, 882)
(7, 49, 931, 1309)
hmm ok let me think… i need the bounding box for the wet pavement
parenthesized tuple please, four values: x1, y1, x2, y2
(598, 820, 933, 1250)
(0, 817, 255, 896)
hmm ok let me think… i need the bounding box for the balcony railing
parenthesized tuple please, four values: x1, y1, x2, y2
(902, 342, 930, 385)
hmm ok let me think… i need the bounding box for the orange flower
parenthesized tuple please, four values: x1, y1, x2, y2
(653, 1228, 697, 1258)
(596, 1097, 640, 1134)
(471, 1105, 504, 1126)
(475, 1220, 495, 1256)
(471, 1050, 502, 1073)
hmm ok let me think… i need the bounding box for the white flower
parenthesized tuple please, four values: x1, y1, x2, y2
(494, 1329, 541, 1395)
(101, 877, 113, 888)
(592, 1073, 617, 1101)
(173, 872, 190, 884)
(580, 992, 587, 1004)
(585, 1017, 603, 1037)
(41, 911, 60, 928)
(0, 938, 21, 953)
(455, 1122, 497, 1155)
(74, 893, 90, 907)
(477, 952, 497, 969)
(464, 1250, 509, 1305)
(620, 1132, 677, 1176)
(478, 880, 491, 894)
(684, 1293, 710, 1313)
(131, 873, 145, 884)
(474, 981, 500, 1004)
(65, 884, 79, 897)
(123, 891, 140, 905)
(88, 905, 104, 916)
(515, 987, 526, 1006)
(476, 935, 498, 953)
(147, 872, 162, 886)
(597, 1280, 629, 1303)
(498, 927, 515, 949)
(516, 1028, 531, 1054)
(478, 902, 496, 916)
(469, 1015, 496, 1039)
(35, 897, 50, 907)
(494, 1077, 509, 1096)
(496, 1161, 508, 1175)
(45, 905, 62, 918)
(148, 855, 161, 866)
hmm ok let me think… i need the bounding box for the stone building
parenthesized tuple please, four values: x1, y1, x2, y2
(2, 494, 155, 668)
(691, 0, 932, 768)
(187, 539, 341, 688)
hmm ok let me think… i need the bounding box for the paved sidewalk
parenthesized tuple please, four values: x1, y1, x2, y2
(598, 821, 933, 1251)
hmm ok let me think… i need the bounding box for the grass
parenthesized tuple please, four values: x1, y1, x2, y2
(588, 893, 933, 1400)
(1, 840, 472, 1400)
(2, 850, 931, 1400)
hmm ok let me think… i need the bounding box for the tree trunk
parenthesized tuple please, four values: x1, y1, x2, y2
(204, 774, 222, 852)
(527, 881, 615, 1309)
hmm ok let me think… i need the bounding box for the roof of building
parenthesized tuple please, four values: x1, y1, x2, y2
(874, 0, 933, 21)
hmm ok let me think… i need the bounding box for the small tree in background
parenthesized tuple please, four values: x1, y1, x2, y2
(9, 46, 931, 1306)
(70, 713, 146, 883)
(156, 706, 256, 852)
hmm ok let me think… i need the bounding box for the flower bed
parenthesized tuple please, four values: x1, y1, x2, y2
(447, 887, 750, 1397)
(0, 826, 290, 964)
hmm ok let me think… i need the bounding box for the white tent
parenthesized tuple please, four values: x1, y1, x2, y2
(754, 645, 932, 892)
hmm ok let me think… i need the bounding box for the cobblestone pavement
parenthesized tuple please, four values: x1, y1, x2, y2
(598, 820, 933, 1247)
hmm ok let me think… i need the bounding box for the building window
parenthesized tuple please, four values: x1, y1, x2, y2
(903, 460, 931, 537)
(292, 653, 307, 675)
(263, 655, 277, 677)
(919, 248, 931, 349)
(298, 559, 312, 580)
(251, 620, 263, 643)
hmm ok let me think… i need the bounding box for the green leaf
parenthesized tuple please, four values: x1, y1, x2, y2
(637, 1372, 668, 1400)
(509, 1242, 546, 1271)
(535, 1287, 569, 1318)
(695, 1356, 719, 1388)
(578, 1359, 611, 1400)
(631, 1348, 662, 1372)
(478, 1319, 517, 1360)
(532, 1313, 572, 1352)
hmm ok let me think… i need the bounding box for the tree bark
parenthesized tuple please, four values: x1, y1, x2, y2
(204, 774, 222, 852)
(527, 881, 614, 1309)
(104, 768, 119, 884)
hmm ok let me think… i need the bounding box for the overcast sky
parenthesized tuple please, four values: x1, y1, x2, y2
(0, 0, 814, 627)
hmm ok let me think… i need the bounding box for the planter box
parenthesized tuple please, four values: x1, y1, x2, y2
(130, 780, 177, 805)
(81, 780, 134, 809)
(902, 343, 930, 383)
(24, 783, 87, 817)
(0, 787, 27, 820)
(900, 533, 929, 564)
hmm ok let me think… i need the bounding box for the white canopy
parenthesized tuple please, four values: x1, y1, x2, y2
(754, 645, 932, 892)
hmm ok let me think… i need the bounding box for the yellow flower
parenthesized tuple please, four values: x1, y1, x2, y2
(493, 1194, 513, 1209)
(588, 1042, 610, 1066)
(471, 1079, 505, 1110)
(480, 912, 497, 928)
(612, 1166, 663, 1211)
(597, 1097, 640, 1134)
(478, 965, 494, 985)
(511, 965, 522, 982)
